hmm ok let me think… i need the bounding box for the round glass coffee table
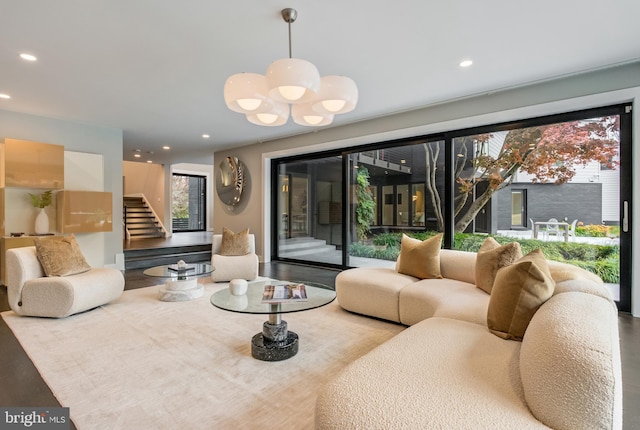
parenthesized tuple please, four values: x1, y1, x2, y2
(211, 280, 336, 361)
(143, 263, 214, 302)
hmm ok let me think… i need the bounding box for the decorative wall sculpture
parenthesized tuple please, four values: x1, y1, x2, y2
(216, 156, 245, 206)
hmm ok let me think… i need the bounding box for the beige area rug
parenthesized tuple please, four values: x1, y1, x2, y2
(2, 279, 404, 430)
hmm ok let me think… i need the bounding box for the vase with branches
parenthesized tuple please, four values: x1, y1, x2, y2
(28, 190, 53, 234)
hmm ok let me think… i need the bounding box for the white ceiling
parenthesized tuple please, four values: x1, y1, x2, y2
(1, 1, 639, 165)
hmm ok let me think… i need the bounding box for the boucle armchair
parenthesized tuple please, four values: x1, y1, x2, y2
(210, 233, 259, 282)
(6, 246, 124, 318)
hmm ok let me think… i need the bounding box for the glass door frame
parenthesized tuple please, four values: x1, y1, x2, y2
(271, 103, 632, 312)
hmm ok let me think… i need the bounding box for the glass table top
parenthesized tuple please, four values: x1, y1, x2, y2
(143, 263, 214, 278)
(210, 279, 336, 315)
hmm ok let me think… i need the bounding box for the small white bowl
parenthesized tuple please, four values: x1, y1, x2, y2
(229, 278, 248, 296)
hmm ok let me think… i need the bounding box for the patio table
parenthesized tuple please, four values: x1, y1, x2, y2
(533, 221, 570, 242)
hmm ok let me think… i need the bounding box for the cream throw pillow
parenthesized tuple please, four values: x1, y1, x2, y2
(475, 237, 522, 294)
(219, 227, 250, 256)
(34, 234, 91, 277)
(487, 249, 555, 341)
(396, 233, 443, 279)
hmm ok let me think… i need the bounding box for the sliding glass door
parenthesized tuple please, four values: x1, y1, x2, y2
(449, 105, 631, 311)
(275, 156, 343, 265)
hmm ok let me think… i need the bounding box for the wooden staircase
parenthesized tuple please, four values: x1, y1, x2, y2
(123, 196, 165, 239)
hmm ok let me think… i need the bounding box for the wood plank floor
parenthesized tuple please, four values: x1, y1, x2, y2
(0, 239, 638, 428)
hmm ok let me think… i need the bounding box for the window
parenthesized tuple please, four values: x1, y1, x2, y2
(172, 174, 206, 232)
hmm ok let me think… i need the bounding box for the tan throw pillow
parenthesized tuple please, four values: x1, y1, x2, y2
(396, 233, 443, 279)
(219, 227, 250, 256)
(34, 234, 91, 277)
(487, 249, 555, 341)
(475, 237, 523, 294)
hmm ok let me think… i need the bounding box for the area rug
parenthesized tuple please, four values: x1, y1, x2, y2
(2, 279, 404, 430)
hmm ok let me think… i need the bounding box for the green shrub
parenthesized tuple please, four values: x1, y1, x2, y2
(359, 231, 620, 283)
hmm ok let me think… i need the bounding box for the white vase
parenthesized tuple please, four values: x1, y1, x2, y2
(35, 208, 49, 235)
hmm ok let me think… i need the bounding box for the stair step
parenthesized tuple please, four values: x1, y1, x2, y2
(124, 244, 212, 270)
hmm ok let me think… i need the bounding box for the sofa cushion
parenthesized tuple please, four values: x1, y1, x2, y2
(475, 237, 522, 294)
(396, 233, 442, 279)
(316, 317, 548, 430)
(33, 234, 91, 277)
(336, 267, 417, 323)
(219, 227, 250, 256)
(399, 278, 489, 326)
(487, 249, 555, 341)
(520, 292, 622, 430)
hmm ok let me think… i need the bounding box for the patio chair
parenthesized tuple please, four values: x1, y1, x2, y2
(544, 218, 562, 240)
(567, 219, 578, 240)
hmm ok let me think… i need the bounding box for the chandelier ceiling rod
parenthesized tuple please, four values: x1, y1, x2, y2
(282, 8, 297, 59)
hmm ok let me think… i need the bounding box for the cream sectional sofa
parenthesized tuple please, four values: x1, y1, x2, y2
(316, 249, 622, 430)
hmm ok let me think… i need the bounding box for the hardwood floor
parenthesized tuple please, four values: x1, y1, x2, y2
(0, 260, 638, 428)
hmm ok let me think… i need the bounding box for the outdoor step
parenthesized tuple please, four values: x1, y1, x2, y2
(279, 245, 338, 258)
(278, 237, 329, 251)
(278, 237, 337, 257)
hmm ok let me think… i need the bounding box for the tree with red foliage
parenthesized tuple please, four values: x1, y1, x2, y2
(425, 116, 620, 232)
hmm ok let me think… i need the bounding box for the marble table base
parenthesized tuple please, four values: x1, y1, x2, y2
(251, 320, 299, 361)
(159, 278, 204, 302)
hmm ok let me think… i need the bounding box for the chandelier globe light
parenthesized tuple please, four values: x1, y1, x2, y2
(223, 7, 358, 127)
(246, 101, 290, 126)
(312, 75, 358, 115)
(292, 103, 334, 126)
(224, 73, 274, 114)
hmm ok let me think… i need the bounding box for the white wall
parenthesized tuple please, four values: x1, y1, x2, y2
(213, 62, 640, 317)
(0, 109, 124, 268)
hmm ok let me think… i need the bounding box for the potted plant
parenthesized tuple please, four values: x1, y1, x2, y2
(29, 190, 53, 209)
(28, 190, 53, 234)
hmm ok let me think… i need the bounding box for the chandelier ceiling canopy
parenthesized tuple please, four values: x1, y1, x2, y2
(224, 8, 358, 127)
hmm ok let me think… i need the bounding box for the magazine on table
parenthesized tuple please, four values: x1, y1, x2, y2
(261, 283, 308, 303)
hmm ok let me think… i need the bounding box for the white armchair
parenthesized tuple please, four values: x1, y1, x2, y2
(211, 233, 259, 282)
(6, 246, 124, 318)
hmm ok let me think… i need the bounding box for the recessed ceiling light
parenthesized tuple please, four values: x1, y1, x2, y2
(19, 53, 37, 62)
(459, 60, 473, 68)
(0, 93, 11, 99)
(162, 146, 170, 150)
(202, 134, 210, 139)
(133, 153, 141, 158)
(146, 160, 153, 164)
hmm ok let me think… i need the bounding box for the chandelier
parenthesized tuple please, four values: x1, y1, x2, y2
(224, 8, 358, 127)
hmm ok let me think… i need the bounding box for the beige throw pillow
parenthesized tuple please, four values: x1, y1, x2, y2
(487, 249, 555, 341)
(219, 227, 250, 256)
(475, 237, 523, 294)
(34, 234, 91, 277)
(396, 233, 443, 279)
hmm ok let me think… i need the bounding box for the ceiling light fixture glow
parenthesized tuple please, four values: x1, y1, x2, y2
(202, 134, 210, 138)
(19, 53, 37, 61)
(0, 94, 10, 99)
(224, 8, 358, 127)
(460, 60, 473, 68)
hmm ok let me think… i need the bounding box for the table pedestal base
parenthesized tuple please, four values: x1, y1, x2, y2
(251, 320, 299, 361)
(159, 278, 203, 302)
